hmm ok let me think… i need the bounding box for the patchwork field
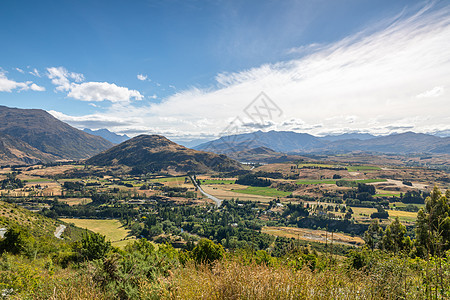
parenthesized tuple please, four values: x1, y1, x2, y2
(295, 178, 387, 185)
(150, 176, 187, 183)
(232, 186, 291, 197)
(59, 198, 92, 206)
(201, 185, 273, 202)
(346, 165, 381, 172)
(386, 210, 418, 223)
(262, 226, 364, 247)
(61, 218, 135, 248)
(200, 179, 236, 185)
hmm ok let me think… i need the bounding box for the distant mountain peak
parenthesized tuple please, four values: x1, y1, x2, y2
(83, 128, 129, 144)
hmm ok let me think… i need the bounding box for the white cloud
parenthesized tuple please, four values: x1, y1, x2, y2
(47, 66, 143, 103)
(416, 86, 444, 98)
(68, 82, 143, 102)
(30, 83, 45, 91)
(149, 94, 157, 99)
(0, 72, 45, 92)
(47, 67, 83, 91)
(0, 72, 27, 92)
(29, 68, 41, 77)
(15, 68, 24, 73)
(52, 3, 450, 139)
(137, 74, 148, 81)
(49, 110, 133, 128)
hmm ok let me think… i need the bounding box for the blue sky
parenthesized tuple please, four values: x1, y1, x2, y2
(1, 0, 449, 142)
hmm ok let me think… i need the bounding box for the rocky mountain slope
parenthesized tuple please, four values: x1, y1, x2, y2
(0, 132, 57, 165)
(86, 134, 243, 173)
(0, 105, 113, 162)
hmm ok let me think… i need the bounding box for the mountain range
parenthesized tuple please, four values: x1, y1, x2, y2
(195, 130, 450, 155)
(83, 128, 130, 144)
(1, 104, 448, 168)
(86, 134, 243, 174)
(0, 105, 113, 165)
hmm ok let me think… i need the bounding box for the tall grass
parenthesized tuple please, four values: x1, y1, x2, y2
(167, 258, 426, 299)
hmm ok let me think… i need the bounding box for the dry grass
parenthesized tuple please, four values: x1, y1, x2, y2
(262, 226, 364, 247)
(168, 259, 423, 300)
(386, 210, 418, 223)
(23, 165, 81, 177)
(59, 198, 92, 206)
(350, 207, 377, 222)
(201, 185, 273, 202)
(43, 274, 105, 300)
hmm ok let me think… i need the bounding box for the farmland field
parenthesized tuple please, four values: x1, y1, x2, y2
(232, 186, 291, 197)
(347, 165, 381, 172)
(262, 226, 364, 247)
(59, 198, 92, 206)
(200, 179, 235, 184)
(295, 178, 387, 185)
(61, 218, 135, 248)
(387, 210, 418, 222)
(23, 178, 54, 183)
(201, 185, 273, 202)
(149, 176, 187, 183)
(350, 207, 377, 222)
(376, 193, 402, 197)
(297, 163, 338, 168)
(295, 179, 337, 185)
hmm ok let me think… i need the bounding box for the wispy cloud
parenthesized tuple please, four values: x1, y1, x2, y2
(286, 43, 324, 55)
(47, 66, 143, 103)
(29, 68, 41, 77)
(0, 71, 45, 92)
(137, 74, 149, 81)
(52, 2, 450, 139)
(416, 86, 444, 98)
(15, 68, 24, 73)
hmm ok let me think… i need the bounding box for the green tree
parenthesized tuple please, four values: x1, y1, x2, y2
(364, 220, 383, 251)
(416, 187, 450, 257)
(191, 238, 225, 264)
(382, 217, 411, 253)
(0, 224, 35, 256)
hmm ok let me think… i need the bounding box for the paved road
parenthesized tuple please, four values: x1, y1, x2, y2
(1, 225, 66, 240)
(0, 228, 6, 239)
(54, 224, 66, 239)
(190, 175, 223, 207)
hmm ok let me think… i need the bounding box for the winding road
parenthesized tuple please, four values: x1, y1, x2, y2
(54, 224, 66, 239)
(190, 175, 223, 207)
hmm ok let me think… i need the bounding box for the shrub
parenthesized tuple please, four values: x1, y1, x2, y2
(191, 238, 225, 264)
(0, 224, 35, 257)
(73, 231, 112, 261)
